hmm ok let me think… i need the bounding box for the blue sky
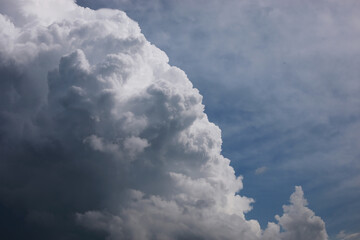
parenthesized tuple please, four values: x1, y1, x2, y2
(76, 0, 360, 238)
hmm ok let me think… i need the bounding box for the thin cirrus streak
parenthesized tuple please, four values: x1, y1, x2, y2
(0, 0, 327, 239)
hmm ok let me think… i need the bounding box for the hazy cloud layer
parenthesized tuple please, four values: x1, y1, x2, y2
(0, 0, 327, 239)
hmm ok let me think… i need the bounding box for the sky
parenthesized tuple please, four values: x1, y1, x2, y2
(0, 0, 359, 239)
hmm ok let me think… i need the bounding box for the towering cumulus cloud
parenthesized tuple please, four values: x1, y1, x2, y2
(0, 0, 328, 239)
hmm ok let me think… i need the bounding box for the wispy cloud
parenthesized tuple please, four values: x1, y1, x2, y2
(255, 166, 267, 175)
(337, 231, 360, 240)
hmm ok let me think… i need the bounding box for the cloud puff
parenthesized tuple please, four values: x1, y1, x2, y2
(275, 186, 328, 240)
(0, 0, 328, 239)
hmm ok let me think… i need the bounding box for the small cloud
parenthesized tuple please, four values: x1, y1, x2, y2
(274, 186, 328, 240)
(337, 231, 360, 240)
(255, 166, 267, 175)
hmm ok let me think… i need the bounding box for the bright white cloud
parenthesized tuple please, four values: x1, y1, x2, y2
(0, 0, 328, 239)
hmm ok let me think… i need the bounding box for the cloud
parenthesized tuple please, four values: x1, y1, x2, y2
(275, 186, 328, 240)
(80, 1, 360, 236)
(255, 166, 267, 175)
(0, 0, 328, 239)
(337, 231, 360, 240)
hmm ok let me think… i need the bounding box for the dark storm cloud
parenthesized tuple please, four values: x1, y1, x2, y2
(0, 0, 328, 239)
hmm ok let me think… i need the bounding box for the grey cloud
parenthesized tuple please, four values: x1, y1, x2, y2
(0, 0, 328, 239)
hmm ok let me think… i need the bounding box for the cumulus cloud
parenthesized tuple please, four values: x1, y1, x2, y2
(0, 0, 328, 239)
(85, 2, 360, 236)
(275, 186, 328, 240)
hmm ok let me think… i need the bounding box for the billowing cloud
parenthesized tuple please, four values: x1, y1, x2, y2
(0, 0, 328, 239)
(275, 186, 328, 240)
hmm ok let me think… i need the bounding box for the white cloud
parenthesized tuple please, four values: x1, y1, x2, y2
(0, 0, 328, 239)
(276, 186, 328, 240)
